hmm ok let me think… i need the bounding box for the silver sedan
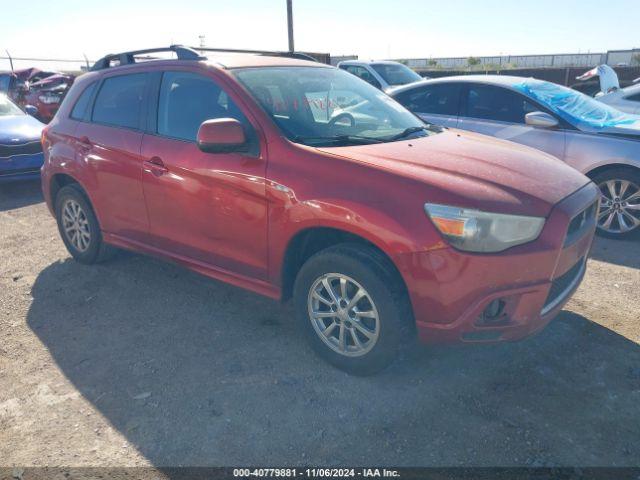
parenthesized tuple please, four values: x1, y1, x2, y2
(390, 75, 640, 238)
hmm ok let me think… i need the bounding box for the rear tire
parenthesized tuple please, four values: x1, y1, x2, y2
(592, 168, 640, 239)
(293, 244, 413, 375)
(55, 184, 116, 264)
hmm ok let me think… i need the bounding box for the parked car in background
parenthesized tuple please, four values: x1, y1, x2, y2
(337, 60, 424, 92)
(14, 67, 57, 84)
(390, 75, 640, 238)
(575, 65, 640, 113)
(0, 69, 62, 109)
(596, 84, 640, 114)
(0, 72, 29, 105)
(24, 74, 75, 122)
(42, 46, 597, 374)
(0, 94, 45, 182)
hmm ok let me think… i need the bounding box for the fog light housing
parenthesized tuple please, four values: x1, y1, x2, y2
(477, 299, 506, 326)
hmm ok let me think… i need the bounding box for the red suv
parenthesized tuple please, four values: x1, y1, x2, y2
(41, 47, 598, 374)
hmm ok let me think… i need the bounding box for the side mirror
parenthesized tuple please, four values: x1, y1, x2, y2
(24, 105, 38, 117)
(525, 111, 559, 128)
(197, 118, 247, 153)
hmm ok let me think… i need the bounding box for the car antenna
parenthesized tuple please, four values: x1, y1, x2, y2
(5, 50, 13, 72)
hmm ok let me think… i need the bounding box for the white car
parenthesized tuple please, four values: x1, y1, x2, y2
(597, 83, 640, 114)
(337, 60, 425, 92)
(577, 65, 640, 114)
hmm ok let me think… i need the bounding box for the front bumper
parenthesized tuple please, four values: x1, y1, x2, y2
(0, 152, 44, 182)
(36, 103, 58, 123)
(396, 183, 599, 344)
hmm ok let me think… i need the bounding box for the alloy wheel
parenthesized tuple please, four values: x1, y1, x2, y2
(61, 199, 91, 252)
(307, 273, 380, 357)
(597, 179, 640, 235)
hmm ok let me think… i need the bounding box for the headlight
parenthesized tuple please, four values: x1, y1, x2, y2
(424, 203, 545, 253)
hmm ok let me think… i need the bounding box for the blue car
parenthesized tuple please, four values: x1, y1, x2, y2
(0, 94, 45, 182)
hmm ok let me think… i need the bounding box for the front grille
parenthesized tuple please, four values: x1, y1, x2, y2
(542, 258, 585, 313)
(564, 201, 597, 246)
(0, 141, 43, 158)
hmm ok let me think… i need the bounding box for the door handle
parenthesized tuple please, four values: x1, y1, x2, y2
(143, 156, 169, 176)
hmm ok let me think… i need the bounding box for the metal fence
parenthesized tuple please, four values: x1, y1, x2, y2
(401, 49, 640, 71)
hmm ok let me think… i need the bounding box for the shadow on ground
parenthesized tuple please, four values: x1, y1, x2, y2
(0, 179, 44, 212)
(590, 236, 640, 269)
(27, 254, 640, 466)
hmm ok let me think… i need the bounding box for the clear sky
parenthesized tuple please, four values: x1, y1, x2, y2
(1, 0, 639, 70)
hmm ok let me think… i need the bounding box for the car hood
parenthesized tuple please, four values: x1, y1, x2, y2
(0, 114, 44, 144)
(317, 129, 590, 217)
(595, 118, 640, 138)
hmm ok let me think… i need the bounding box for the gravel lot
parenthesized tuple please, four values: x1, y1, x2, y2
(1, 179, 639, 467)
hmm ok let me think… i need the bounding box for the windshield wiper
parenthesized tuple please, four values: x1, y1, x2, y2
(387, 126, 429, 141)
(293, 134, 384, 145)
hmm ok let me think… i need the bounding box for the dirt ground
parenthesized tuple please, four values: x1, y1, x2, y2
(1, 179, 639, 467)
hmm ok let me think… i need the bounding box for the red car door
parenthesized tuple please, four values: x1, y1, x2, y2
(73, 73, 150, 243)
(140, 70, 269, 280)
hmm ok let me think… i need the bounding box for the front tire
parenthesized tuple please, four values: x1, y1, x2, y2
(293, 244, 413, 375)
(55, 184, 115, 264)
(592, 168, 640, 239)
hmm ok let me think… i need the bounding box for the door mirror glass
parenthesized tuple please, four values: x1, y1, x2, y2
(525, 111, 559, 128)
(197, 118, 247, 153)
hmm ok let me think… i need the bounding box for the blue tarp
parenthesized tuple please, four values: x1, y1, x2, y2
(513, 79, 640, 131)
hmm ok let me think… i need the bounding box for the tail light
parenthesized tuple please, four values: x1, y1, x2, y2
(41, 125, 51, 153)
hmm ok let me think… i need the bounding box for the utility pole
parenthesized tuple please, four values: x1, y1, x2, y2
(287, 0, 294, 52)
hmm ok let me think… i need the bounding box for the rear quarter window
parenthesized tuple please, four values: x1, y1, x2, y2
(70, 82, 97, 121)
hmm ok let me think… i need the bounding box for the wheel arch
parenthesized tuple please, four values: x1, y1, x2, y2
(279, 226, 410, 304)
(49, 173, 105, 228)
(585, 162, 640, 180)
(50, 173, 90, 207)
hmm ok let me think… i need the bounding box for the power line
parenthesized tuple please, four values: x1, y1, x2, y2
(0, 56, 91, 63)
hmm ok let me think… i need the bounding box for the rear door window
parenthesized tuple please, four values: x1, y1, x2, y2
(394, 84, 461, 116)
(464, 84, 537, 124)
(92, 73, 147, 129)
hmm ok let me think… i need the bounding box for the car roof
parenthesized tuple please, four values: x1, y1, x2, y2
(209, 54, 329, 69)
(388, 74, 533, 95)
(338, 60, 405, 67)
(92, 54, 328, 73)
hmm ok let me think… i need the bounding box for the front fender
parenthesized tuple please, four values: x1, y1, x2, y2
(267, 191, 442, 287)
